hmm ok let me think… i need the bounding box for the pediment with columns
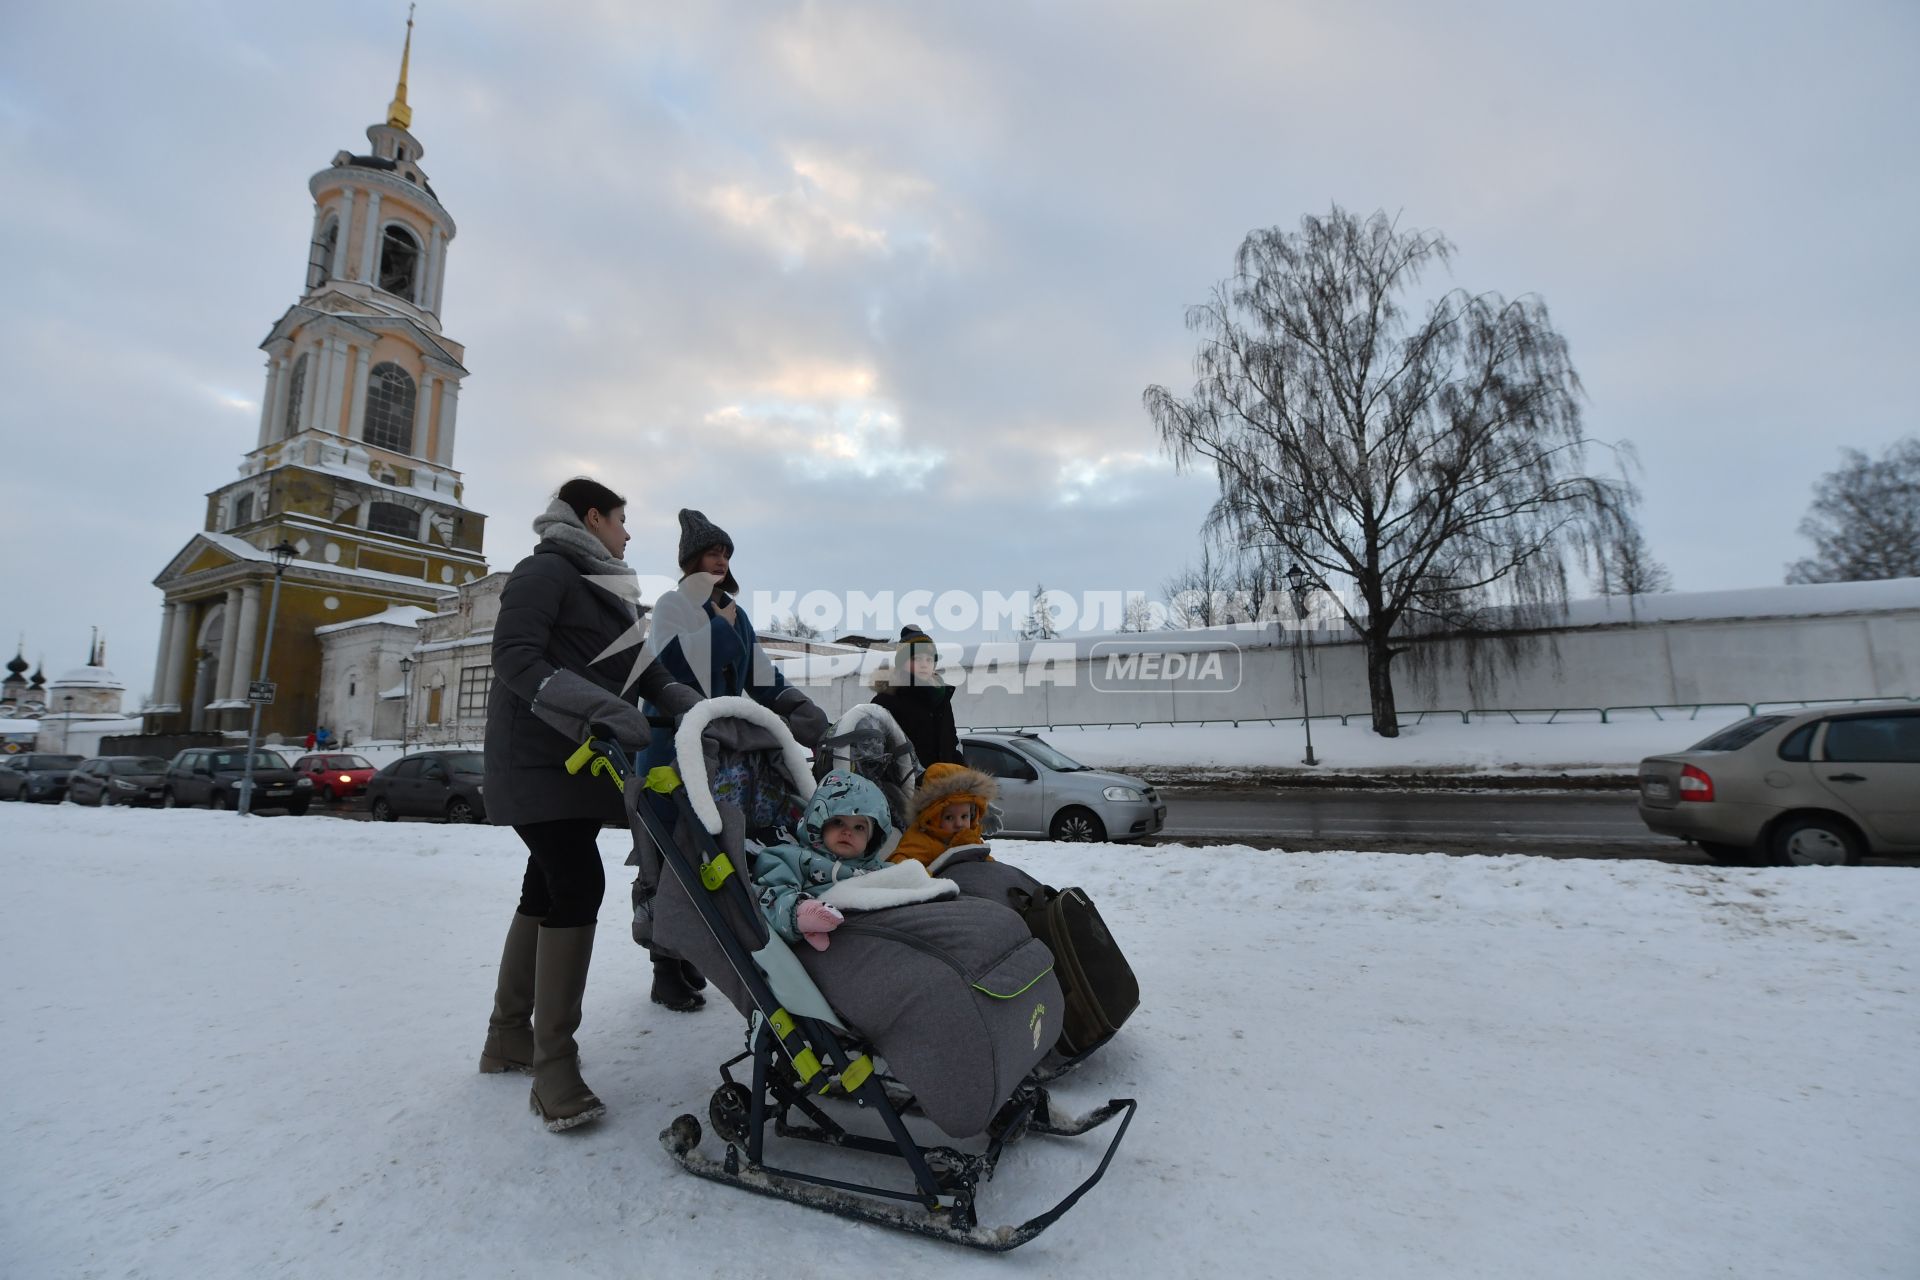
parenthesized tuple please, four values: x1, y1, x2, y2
(258, 304, 468, 375)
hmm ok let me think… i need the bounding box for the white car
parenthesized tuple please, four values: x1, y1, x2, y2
(960, 732, 1166, 842)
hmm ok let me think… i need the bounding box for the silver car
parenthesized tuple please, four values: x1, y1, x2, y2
(960, 732, 1166, 842)
(1637, 703, 1920, 866)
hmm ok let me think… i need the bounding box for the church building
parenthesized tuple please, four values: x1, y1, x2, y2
(144, 21, 488, 743)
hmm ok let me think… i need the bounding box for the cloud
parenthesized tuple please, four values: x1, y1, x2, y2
(2, 0, 1917, 703)
(700, 395, 943, 487)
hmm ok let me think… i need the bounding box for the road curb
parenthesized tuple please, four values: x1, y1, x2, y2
(1137, 767, 1638, 792)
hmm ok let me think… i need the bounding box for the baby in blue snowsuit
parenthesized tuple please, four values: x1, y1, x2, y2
(751, 770, 898, 952)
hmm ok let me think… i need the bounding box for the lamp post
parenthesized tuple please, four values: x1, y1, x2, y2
(1285, 563, 1319, 767)
(238, 540, 298, 816)
(60, 695, 75, 754)
(398, 656, 414, 752)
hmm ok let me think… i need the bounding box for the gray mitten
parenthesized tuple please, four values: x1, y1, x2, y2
(650, 681, 704, 718)
(771, 686, 830, 748)
(532, 669, 652, 749)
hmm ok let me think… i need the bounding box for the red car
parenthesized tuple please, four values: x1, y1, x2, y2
(293, 753, 377, 802)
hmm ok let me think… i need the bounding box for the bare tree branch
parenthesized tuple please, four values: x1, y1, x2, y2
(1785, 438, 1920, 584)
(1146, 206, 1634, 735)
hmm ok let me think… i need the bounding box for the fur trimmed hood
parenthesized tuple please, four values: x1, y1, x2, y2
(910, 763, 995, 817)
(891, 763, 997, 867)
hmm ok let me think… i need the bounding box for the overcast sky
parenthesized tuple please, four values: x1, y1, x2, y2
(2, 0, 1915, 700)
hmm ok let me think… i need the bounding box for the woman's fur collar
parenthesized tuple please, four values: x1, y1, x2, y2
(532, 499, 639, 610)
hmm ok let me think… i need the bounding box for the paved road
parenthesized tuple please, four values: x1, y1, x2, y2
(1151, 788, 1689, 859)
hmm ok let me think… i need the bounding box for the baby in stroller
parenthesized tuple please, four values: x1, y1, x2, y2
(892, 762, 998, 868)
(750, 770, 903, 951)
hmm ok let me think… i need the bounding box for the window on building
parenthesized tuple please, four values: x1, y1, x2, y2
(458, 665, 492, 719)
(378, 224, 421, 300)
(367, 502, 417, 539)
(233, 493, 254, 527)
(307, 218, 339, 290)
(363, 362, 416, 453)
(283, 353, 309, 434)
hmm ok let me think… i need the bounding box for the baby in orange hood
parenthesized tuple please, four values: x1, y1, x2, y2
(889, 762, 997, 868)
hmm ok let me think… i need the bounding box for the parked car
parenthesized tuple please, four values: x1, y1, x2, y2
(162, 747, 313, 814)
(292, 753, 377, 802)
(959, 732, 1165, 842)
(366, 750, 487, 823)
(1637, 703, 1920, 866)
(0, 753, 86, 803)
(67, 755, 171, 807)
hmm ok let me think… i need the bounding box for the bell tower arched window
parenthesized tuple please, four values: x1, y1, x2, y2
(367, 502, 417, 539)
(233, 493, 254, 527)
(377, 224, 421, 301)
(282, 353, 309, 434)
(307, 218, 339, 290)
(363, 362, 416, 454)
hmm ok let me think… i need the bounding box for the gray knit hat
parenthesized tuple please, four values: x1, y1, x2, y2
(677, 509, 734, 573)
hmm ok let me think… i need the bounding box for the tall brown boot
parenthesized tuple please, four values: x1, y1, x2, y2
(528, 923, 607, 1132)
(479, 912, 542, 1074)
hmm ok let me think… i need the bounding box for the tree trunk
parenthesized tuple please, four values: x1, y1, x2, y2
(1365, 631, 1400, 738)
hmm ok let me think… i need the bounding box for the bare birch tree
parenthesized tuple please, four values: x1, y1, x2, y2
(1596, 523, 1672, 595)
(1146, 207, 1631, 736)
(1785, 437, 1920, 583)
(1161, 542, 1229, 626)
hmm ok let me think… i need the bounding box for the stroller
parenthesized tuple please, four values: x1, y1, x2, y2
(817, 701, 923, 831)
(819, 701, 1140, 1079)
(578, 696, 1134, 1251)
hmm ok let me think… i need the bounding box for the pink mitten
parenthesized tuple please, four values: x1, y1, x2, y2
(795, 899, 845, 952)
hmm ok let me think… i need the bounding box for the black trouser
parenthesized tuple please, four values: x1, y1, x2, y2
(513, 818, 607, 929)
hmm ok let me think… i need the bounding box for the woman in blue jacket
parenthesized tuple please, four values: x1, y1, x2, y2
(637, 508, 829, 1009)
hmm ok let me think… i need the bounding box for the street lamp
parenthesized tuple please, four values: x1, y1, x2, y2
(1285, 563, 1320, 767)
(398, 655, 414, 751)
(60, 695, 74, 754)
(238, 540, 298, 816)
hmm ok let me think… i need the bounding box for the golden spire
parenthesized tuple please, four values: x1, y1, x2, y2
(386, 5, 415, 130)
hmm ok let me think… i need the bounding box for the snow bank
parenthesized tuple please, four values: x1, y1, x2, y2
(4, 806, 1914, 1278)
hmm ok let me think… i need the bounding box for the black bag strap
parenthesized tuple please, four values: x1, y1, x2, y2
(1007, 883, 1061, 914)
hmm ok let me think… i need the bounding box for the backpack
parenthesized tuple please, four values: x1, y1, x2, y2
(1008, 883, 1140, 1059)
(938, 853, 1140, 1063)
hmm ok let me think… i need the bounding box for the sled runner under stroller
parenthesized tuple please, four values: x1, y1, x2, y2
(572, 698, 1134, 1251)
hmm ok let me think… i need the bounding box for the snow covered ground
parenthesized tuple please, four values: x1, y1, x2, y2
(6, 804, 1916, 1278)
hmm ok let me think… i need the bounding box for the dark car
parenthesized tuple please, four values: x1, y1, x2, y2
(0, 753, 87, 803)
(367, 750, 487, 823)
(162, 747, 313, 814)
(292, 753, 378, 802)
(67, 755, 172, 807)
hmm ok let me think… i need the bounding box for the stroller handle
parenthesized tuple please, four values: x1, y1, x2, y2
(566, 737, 634, 791)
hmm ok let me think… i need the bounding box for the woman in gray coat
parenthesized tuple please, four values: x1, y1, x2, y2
(478, 476, 697, 1132)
